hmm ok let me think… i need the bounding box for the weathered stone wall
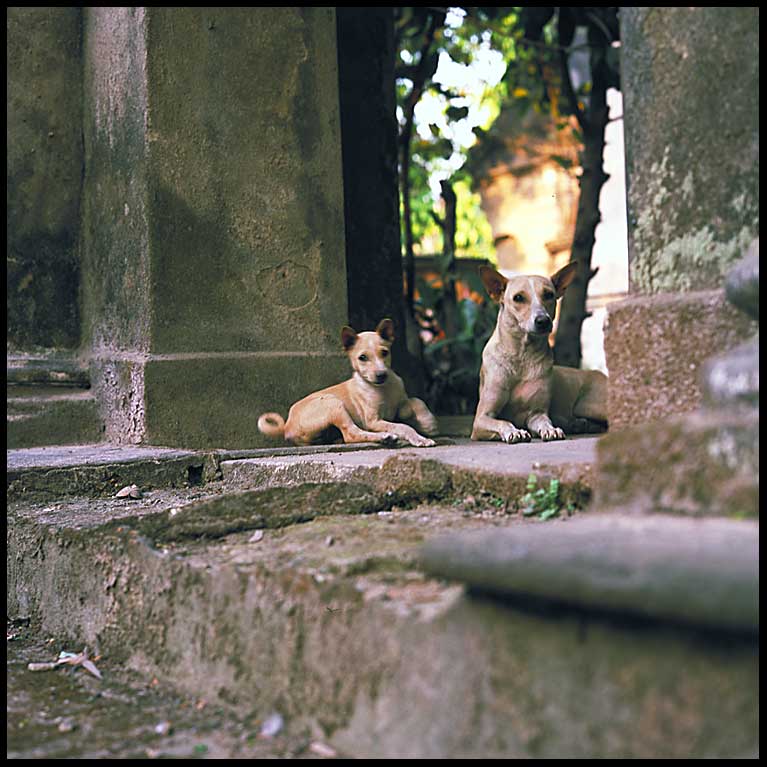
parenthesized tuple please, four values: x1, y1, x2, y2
(81, 7, 350, 447)
(7, 8, 84, 350)
(620, 7, 759, 294)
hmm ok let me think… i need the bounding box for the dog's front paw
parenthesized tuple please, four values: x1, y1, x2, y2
(500, 425, 531, 444)
(378, 432, 400, 446)
(408, 435, 436, 448)
(538, 425, 566, 441)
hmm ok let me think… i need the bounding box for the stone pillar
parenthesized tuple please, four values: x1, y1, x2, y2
(7, 7, 84, 351)
(598, 12, 759, 516)
(81, 8, 349, 447)
(604, 7, 759, 429)
(620, 7, 759, 294)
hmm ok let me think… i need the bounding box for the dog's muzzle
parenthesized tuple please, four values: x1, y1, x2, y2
(532, 314, 553, 334)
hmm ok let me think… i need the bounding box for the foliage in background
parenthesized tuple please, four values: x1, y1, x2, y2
(511, 7, 620, 368)
(394, 7, 621, 411)
(395, 7, 505, 265)
(416, 265, 499, 415)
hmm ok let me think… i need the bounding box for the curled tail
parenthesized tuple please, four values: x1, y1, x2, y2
(258, 412, 286, 439)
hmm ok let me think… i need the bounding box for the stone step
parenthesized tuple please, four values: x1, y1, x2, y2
(594, 409, 758, 518)
(604, 289, 757, 430)
(6, 443, 209, 500)
(7, 478, 758, 758)
(7, 386, 104, 449)
(7, 436, 600, 506)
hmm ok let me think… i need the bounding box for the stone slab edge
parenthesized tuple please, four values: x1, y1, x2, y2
(7, 441, 592, 509)
(420, 514, 759, 634)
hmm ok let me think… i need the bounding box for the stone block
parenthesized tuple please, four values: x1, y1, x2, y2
(594, 409, 758, 519)
(140, 353, 350, 449)
(80, 8, 350, 447)
(604, 290, 757, 429)
(89, 351, 354, 449)
(702, 337, 759, 410)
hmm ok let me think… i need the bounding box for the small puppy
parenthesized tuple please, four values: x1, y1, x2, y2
(258, 319, 438, 447)
(471, 262, 608, 443)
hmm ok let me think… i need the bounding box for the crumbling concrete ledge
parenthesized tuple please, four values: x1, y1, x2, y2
(216, 437, 598, 510)
(6, 482, 759, 758)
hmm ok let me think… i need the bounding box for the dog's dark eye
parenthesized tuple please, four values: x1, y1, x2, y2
(359, 354, 368, 362)
(381, 349, 389, 357)
(513, 293, 526, 303)
(542, 290, 555, 301)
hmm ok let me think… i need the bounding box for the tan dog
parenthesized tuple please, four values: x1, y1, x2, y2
(258, 319, 438, 447)
(471, 262, 608, 443)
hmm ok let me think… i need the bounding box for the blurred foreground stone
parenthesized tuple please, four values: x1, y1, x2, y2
(598, 240, 759, 518)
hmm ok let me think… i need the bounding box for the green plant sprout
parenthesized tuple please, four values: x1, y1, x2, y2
(520, 474, 574, 521)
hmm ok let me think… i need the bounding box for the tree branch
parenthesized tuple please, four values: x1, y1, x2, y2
(430, 210, 445, 230)
(558, 46, 587, 131)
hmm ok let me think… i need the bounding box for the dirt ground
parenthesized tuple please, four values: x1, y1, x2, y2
(7, 619, 345, 760)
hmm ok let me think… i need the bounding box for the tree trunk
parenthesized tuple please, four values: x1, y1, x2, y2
(553, 37, 611, 368)
(438, 179, 460, 340)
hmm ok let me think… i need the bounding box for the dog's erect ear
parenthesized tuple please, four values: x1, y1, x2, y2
(376, 318, 395, 343)
(341, 325, 358, 351)
(550, 261, 579, 298)
(479, 266, 508, 303)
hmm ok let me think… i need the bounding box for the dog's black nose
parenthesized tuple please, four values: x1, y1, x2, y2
(375, 371, 388, 384)
(534, 315, 552, 333)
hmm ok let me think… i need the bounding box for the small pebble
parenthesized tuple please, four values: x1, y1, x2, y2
(325, 535, 335, 547)
(249, 530, 264, 543)
(154, 720, 172, 736)
(309, 741, 338, 758)
(115, 484, 142, 499)
(259, 712, 284, 738)
(57, 719, 77, 733)
(27, 662, 58, 672)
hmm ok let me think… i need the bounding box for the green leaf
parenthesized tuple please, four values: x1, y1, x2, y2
(550, 154, 573, 170)
(416, 278, 440, 310)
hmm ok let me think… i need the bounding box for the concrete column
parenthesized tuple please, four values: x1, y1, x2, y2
(81, 8, 349, 447)
(620, 7, 759, 294)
